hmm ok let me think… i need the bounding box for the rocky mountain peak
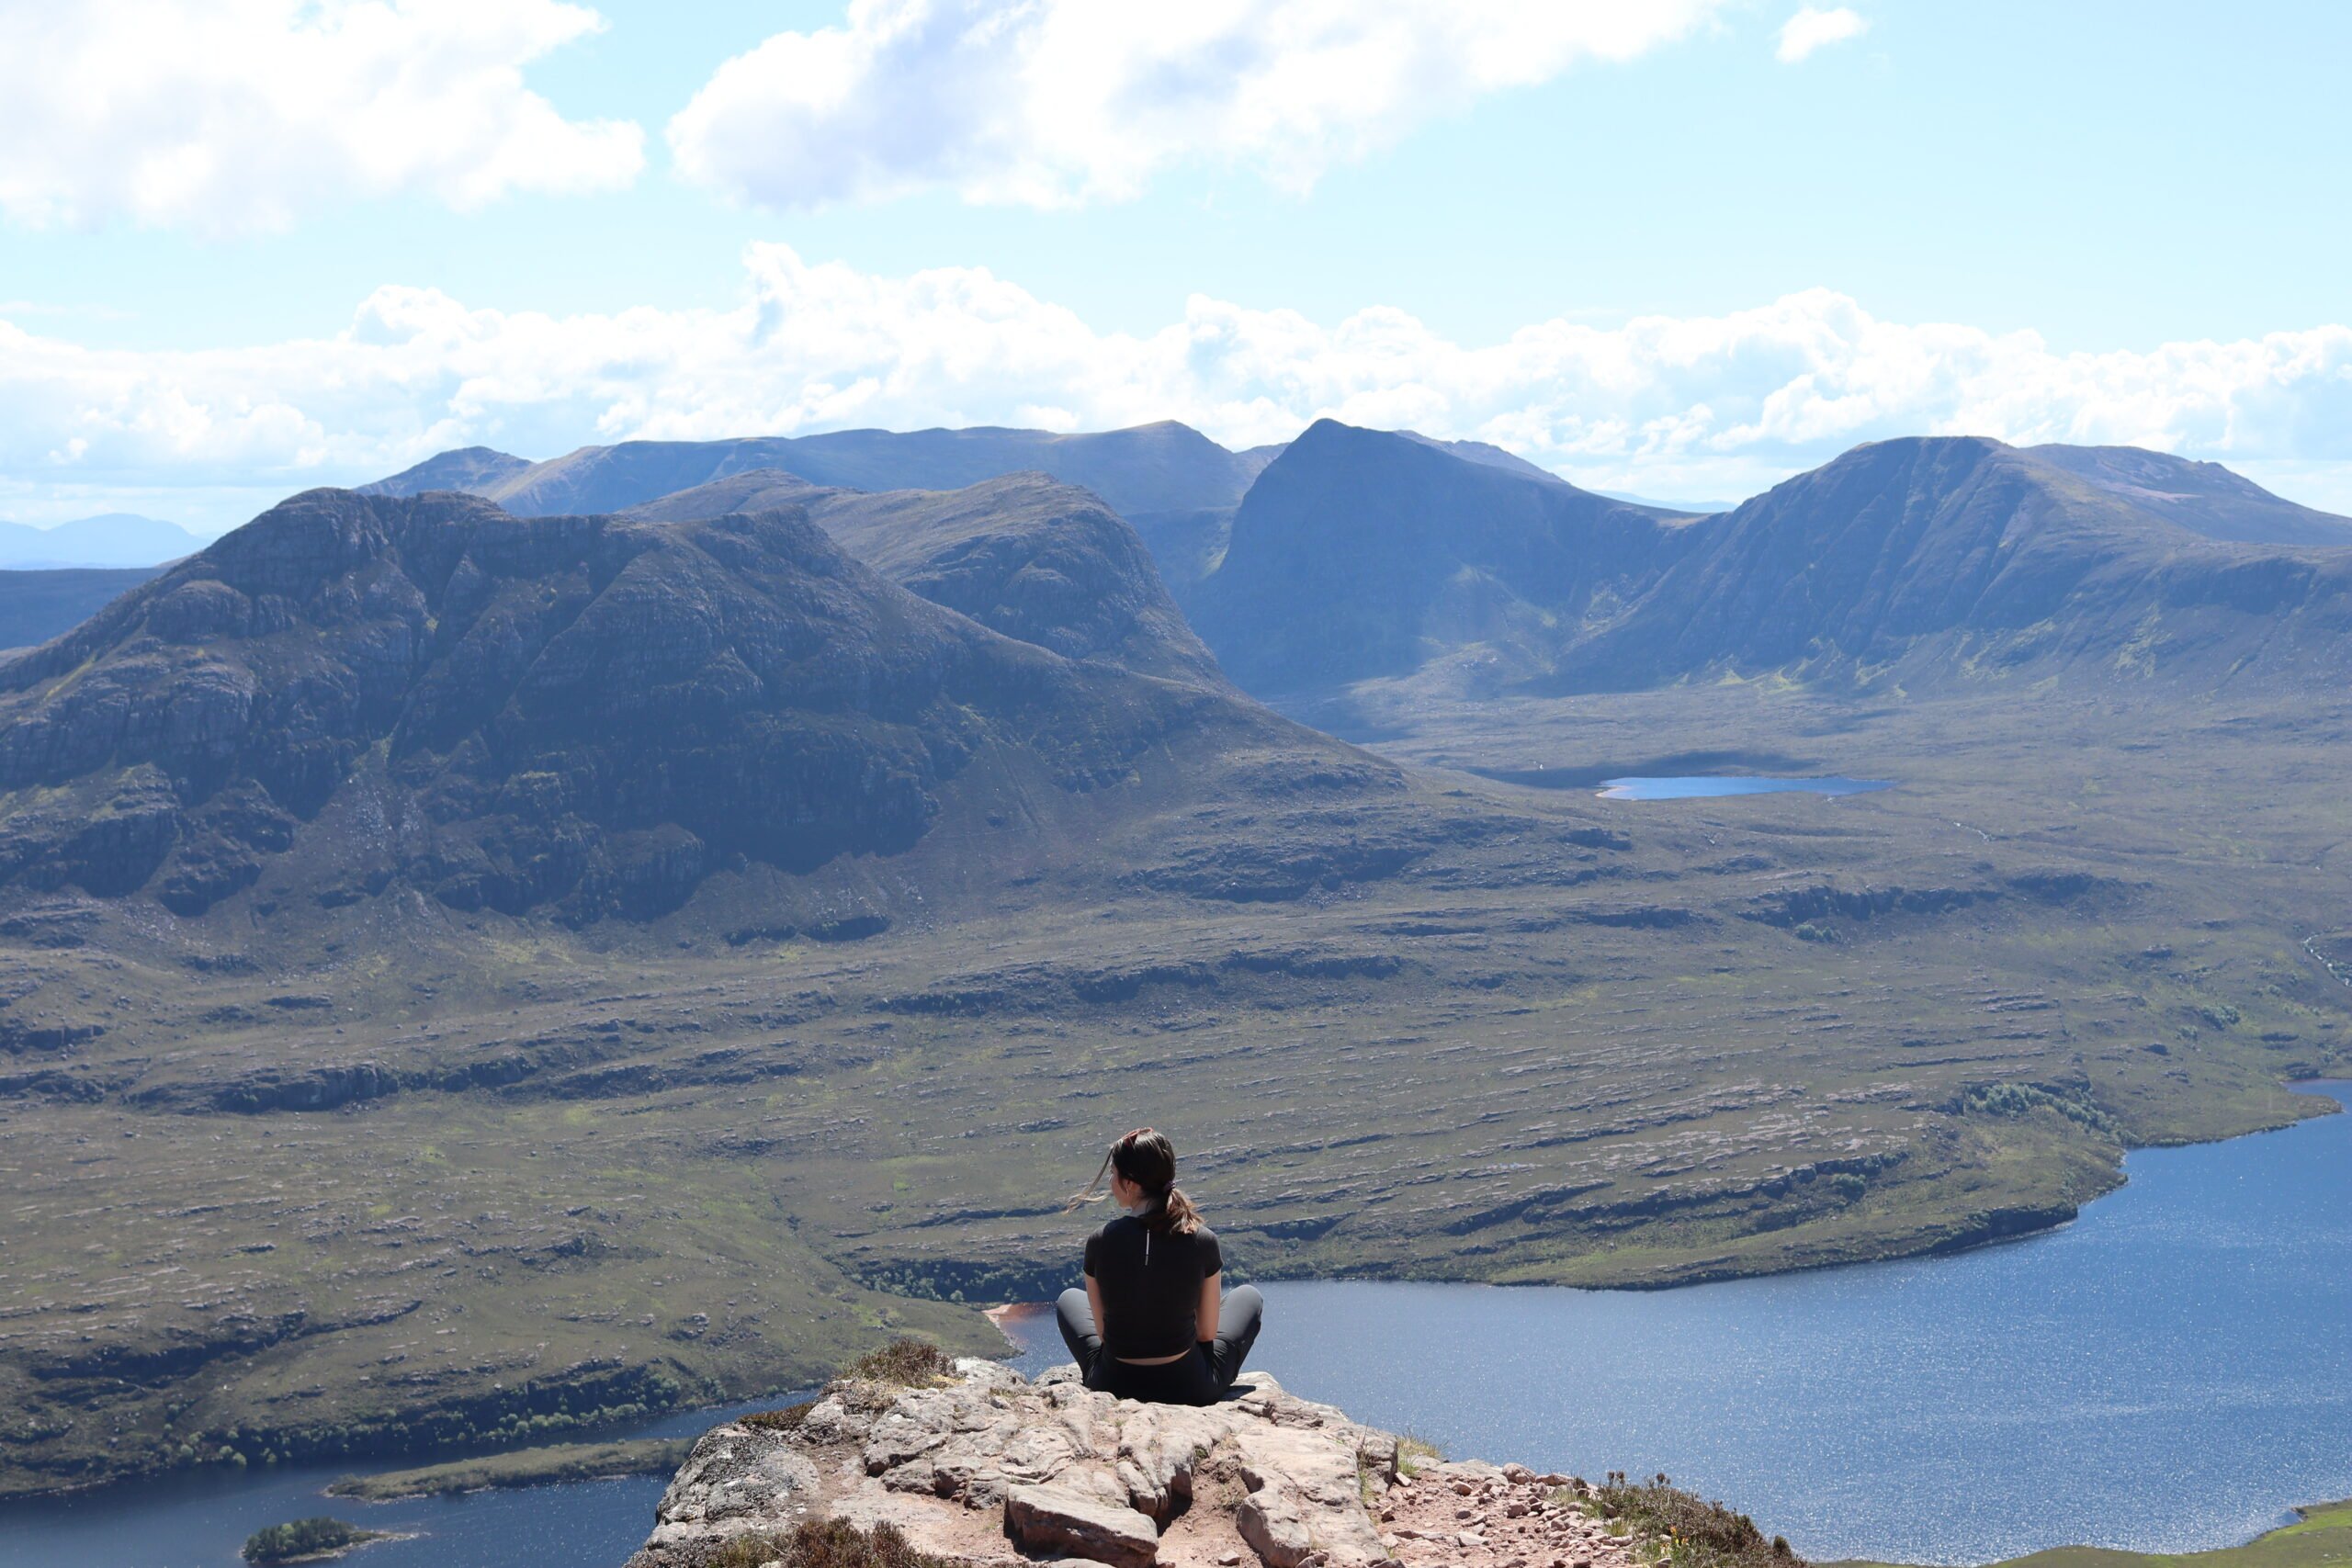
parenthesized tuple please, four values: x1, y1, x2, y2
(1189, 420, 1700, 696)
(630, 1356, 1660, 1568)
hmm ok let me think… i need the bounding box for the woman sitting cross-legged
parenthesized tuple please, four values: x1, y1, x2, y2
(1057, 1127, 1263, 1405)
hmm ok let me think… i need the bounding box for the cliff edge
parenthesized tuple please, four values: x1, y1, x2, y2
(627, 1350, 1724, 1568)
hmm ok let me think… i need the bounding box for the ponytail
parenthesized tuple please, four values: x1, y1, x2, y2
(1062, 1126, 1201, 1235)
(1155, 1185, 1202, 1236)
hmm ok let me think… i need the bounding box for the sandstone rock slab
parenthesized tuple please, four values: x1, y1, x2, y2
(627, 1360, 1588, 1568)
(1004, 1482, 1162, 1567)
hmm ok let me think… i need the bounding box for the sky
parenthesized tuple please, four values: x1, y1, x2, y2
(2, 0, 2349, 536)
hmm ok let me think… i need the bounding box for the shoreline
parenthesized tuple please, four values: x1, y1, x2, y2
(6, 1080, 2346, 1519)
(973, 1079, 2347, 1323)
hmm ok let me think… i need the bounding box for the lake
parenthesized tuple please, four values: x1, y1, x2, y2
(4, 1086, 2344, 1568)
(1002, 1083, 2352, 1564)
(1597, 775, 1894, 800)
(0, 1396, 775, 1568)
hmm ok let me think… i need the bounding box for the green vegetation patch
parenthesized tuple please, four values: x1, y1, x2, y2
(1954, 1082, 2119, 1137)
(706, 1518, 955, 1568)
(241, 1517, 388, 1564)
(845, 1337, 956, 1386)
(741, 1402, 818, 1434)
(1592, 1471, 1804, 1568)
(327, 1438, 695, 1500)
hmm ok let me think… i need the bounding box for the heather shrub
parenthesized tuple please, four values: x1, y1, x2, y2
(740, 1401, 815, 1433)
(707, 1518, 952, 1568)
(1592, 1472, 1803, 1568)
(845, 1338, 956, 1385)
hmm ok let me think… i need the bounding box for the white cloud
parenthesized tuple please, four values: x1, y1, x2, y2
(0, 0, 644, 233)
(1776, 6, 1867, 63)
(669, 0, 1733, 210)
(6, 248, 2352, 530)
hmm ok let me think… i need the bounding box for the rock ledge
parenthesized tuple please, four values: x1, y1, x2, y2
(627, 1359, 1642, 1568)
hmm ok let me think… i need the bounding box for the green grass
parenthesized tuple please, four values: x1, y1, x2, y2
(1395, 1435, 1444, 1479)
(326, 1438, 694, 1500)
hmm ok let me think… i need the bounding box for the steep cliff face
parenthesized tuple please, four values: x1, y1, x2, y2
(630, 1358, 1660, 1568)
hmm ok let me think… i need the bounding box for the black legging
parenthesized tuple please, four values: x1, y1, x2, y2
(1056, 1284, 1263, 1405)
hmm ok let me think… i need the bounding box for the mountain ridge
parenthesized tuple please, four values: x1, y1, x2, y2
(623, 469, 1227, 688)
(364, 421, 1264, 522)
(2020, 443, 2352, 547)
(1185, 419, 1705, 697)
(1552, 434, 2352, 693)
(0, 487, 1350, 924)
(1159, 423, 2352, 708)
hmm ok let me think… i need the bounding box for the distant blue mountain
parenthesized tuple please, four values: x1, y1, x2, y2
(0, 513, 207, 569)
(1593, 488, 1739, 514)
(360, 422, 1261, 520)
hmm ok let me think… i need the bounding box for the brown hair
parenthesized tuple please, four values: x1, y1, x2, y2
(1065, 1126, 1203, 1235)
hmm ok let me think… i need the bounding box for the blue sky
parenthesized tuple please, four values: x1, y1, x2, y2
(4, 0, 2349, 534)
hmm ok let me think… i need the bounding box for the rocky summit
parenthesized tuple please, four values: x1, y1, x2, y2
(630, 1357, 1644, 1568)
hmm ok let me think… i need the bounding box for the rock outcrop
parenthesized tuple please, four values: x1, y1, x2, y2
(628, 1359, 1643, 1568)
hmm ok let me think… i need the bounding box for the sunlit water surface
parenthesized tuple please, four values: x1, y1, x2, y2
(1596, 776, 1894, 800)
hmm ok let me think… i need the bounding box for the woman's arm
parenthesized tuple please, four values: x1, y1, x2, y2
(1087, 1272, 1108, 1346)
(1197, 1270, 1221, 1346)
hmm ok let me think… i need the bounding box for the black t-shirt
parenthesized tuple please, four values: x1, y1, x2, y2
(1083, 1215, 1223, 1359)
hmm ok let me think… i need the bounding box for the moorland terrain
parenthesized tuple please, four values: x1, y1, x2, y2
(0, 419, 2345, 1500)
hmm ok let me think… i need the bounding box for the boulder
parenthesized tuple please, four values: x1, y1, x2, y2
(1004, 1482, 1162, 1567)
(631, 1426, 821, 1561)
(1237, 1487, 1317, 1567)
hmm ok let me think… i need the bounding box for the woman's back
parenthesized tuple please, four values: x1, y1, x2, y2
(1085, 1213, 1223, 1359)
